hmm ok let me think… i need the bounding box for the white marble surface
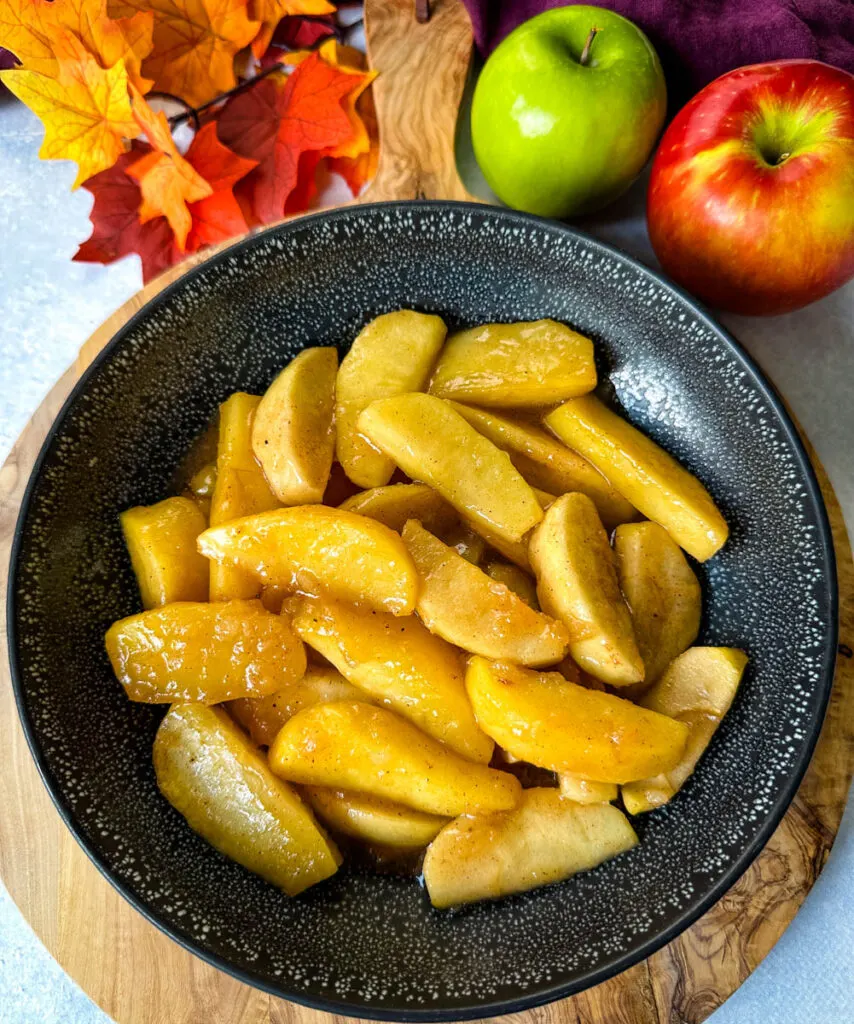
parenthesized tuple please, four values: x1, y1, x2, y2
(2, 93, 853, 1024)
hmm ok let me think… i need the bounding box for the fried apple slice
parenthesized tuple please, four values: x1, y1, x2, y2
(120, 496, 209, 608)
(557, 774, 618, 804)
(197, 505, 417, 615)
(614, 521, 702, 686)
(154, 704, 340, 895)
(189, 461, 217, 498)
(423, 788, 637, 908)
(251, 347, 337, 505)
(483, 561, 539, 608)
(441, 521, 486, 565)
(210, 393, 280, 601)
(106, 600, 306, 704)
(304, 788, 447, 849)
(451, 403, 636, 528)
(546, 396, 728, 562)
(339, 483, 457, 534)
(465, 657, 689, 784)
(336, 310, 447, 488)
(228, 666, 365, 747)
(269, 702, 521, 816)
(622, 647, 748, 814)
(290, 594, 493, 763)
(530, 493, 644, 686)
(357, 393, 542, 544)
(428, 320, 596, 407)
(402, 520, 568, 666)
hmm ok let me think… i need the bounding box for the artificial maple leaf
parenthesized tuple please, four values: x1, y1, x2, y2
(0, 0, 154, 91)
(181, 122, 257, 252)
(217, 51, 354, 224)
(0, 30, 138, 187)
(74, 148, 178, 281)
(271, 13, 334, 50)
(249, 0, 334, 61)
(127, 86, 212, 250)
(109, 0, 259, 108)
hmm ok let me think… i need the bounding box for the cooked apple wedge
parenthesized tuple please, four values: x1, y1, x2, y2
(546, 396, 728, 562)
(339, 483, 457, 535)
(428, 320, 596, 407)
(154, 704, 340, 895)
(304, 788, 447, 849)
(106, 600, 306, 704)
(189, 461, 217, 498)
(615, 521, 702, 686)
(197, 505, 417, 615)
(530, 493, 644, 686)
(251, 347, 337, 505)
(357, 393, 542, 544)
(483, 561, 539, 609)
(622, 647, 748, 814)
(290, 594, 493, 763)
(423, 788, 637, 908)
(269, 702, 521, 816)
(401, 520, 568, 666)
(228, 666, 365, 747)
(336, 310, 447, 488)
(557, 774, 618, 804)
(121, 496, 209, 608)
(210, 392, 280, 601)
(441, 521, 487, 565)
(465, 657, 689, 784)
(451, 403, 636, 529)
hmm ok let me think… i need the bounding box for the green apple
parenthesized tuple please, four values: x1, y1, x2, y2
(471, 6, 666, 218)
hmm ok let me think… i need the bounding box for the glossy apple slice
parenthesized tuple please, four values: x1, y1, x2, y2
(546, 395, 729, 561)
(336, 310, 447, 488)
(290, 594, 493, 763)
(423, 788, 637, 908)
(465, 657, 689, 784)
(530, 492, 644, 686)
(339, 482, 457, 535)
(197, 505, 418, 615)
(401, 520, 569, 666)
(106, 599, 306, 704)
(269, 701, 521, 816)
(357, 392, 542, 544)
(251, 347, 337, 505)
(428, 320, 596, 406)
(303, 788, 447, 849)
(482, 560, 539, 608)
(557, 773, 618, 804)
(154, 704, 340, 895)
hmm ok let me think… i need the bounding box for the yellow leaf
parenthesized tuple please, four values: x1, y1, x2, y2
(109, 0, 260, 107)
(248, 0, 335, 60)
(0, 31, 138, 188)
(127, 86, 213, 250)
(0, 0, 154, 92)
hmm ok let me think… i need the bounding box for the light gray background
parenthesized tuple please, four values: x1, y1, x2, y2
(1, 88, 852, 1023)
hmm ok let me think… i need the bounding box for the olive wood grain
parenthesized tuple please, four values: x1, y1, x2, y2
(4, 0, 853, 1022)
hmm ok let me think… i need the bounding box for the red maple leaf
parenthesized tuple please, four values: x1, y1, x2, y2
(217, 52, 354, 225)
(272, 14, 335, 49)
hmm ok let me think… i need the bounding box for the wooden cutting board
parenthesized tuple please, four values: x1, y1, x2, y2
(2, 2, 853, 1022)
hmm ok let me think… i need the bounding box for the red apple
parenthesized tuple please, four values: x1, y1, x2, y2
(647, 60, 854, 316)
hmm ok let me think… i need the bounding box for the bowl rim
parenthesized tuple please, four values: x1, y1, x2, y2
(6, 199, 839, 1022)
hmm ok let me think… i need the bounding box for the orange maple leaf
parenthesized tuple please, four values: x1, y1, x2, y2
(217, 51, 355, 225)
(0, 0, 154, 92)
(108, 0, 259, 108)
(127, 86, 213, 250)
(0, 30, 138, 187)
(248, 0, 335, 60)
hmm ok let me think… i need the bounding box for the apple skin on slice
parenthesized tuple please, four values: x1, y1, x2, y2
(428, 320, 597, 406)
(546, 395, 728, 562)
(304, 788, 447, 849)
(465, 656, 689, 784)
(357, 392, 542, 544)
(154, 703, 341, 896)
(269, 701, 521, 817)
(423, 788, 638, 908)
(336, 310, 447, 488)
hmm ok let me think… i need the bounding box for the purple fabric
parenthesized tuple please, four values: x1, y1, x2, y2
(462, 0, 854, 98)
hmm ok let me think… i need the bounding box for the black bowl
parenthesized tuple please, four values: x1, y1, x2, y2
(8, 202, 837, 1020)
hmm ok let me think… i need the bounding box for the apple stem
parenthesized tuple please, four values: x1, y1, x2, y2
(579, 27, 599, 66)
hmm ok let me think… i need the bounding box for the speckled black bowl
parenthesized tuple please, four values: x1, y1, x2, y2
(9, 202, 837, 1020)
